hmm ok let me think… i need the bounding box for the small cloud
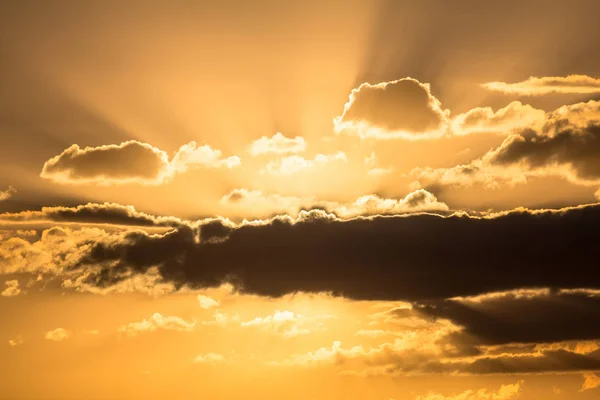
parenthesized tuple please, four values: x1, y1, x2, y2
(197, 295, 220, 309)
(45, 328, 71, 341)
(0, 186, 16, 202)
(8, 337, 24, 346)
(118, 313, 196, 337)
(1, 280, 21, 297)
(193, 353, 226, 365)
(262, 152, 346, 175)
(249, 132, 306, 155)
(580, 372, 600, 392)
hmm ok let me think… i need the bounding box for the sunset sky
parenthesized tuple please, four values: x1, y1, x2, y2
(1, 1, 600, 399)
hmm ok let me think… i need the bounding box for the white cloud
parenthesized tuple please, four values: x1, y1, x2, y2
(197, 295, 220, 309)
(45, 328, 71, 341)
(118, 313, 196, 336)
(249, 132, 306, 155)
(262, 152, 347, 175)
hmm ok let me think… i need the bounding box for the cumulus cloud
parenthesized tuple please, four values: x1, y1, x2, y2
(118, 313, 196, 336)
(40, 140, 239, 185)
(262, 152, 346, 175)
(483, 75, 600, 95)
(451, 101, 545, 136)
(0, 186, 16, 202)
(45, 328, 71, 341)
(580, 372, 600, 392)
(241, 310, 329, 338)
(249, 132, 306, 155)
(1, 279, 20, 297)
(334, 78, 450, 140)
(413, 100, 600, 190)
(414, 381, 523, 400)
(24, 203, 598, 302)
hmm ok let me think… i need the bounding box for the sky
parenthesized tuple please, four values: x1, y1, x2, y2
(1, 1, 600, 399)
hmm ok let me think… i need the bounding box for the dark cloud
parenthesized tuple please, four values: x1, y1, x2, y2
(489, 123, 600, 183)
(334, 78, 448, 139)
(72, 204, 600, 301)
(40, 141, 170, 185)
(415, 291, 600, 345)
(0, 203, 184, 228)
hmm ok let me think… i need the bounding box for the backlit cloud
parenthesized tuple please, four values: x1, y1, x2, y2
(334, 78, 450, 140)
(414, 381, 522, 400)
(0, 186, 16, 202)
(483, 75, 600, 95)
(1, 280, 20, 297)
(451, 101, 545, 136)
(41, 140, 240, 185)
(580, 372, 600, 392)
(118, 313, 196, 336)
(249, 132, 306, 155)
(262, 152, 346, 175)
(45, 328, 71, 341)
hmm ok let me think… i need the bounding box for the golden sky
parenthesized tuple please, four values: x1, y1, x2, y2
(1, 1, 600, 399)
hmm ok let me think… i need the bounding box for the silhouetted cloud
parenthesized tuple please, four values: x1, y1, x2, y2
(451, 101, 545, 136)
(41, 140, 240, 185)
(334, 78, 449, 140)
(0, 202, 186, 227)
(63, 203, 600, 301)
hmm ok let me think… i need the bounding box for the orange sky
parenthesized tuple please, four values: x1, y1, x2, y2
(1, 1, 600, 399)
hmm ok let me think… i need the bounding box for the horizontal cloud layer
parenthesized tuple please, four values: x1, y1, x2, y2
(1, 203, 595, 301)
(482, 75, 600, 95)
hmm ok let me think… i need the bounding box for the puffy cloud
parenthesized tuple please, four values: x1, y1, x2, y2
(117, 313, 196, 336)
(197, 294, 219, 309)
(169, 141, 241, 172)
(0, 202, 186, 228)
(1, 279, 20, 297)
(8, 337, 24, 346)
(451, 101, 545, 136)
(413, 100, 600, 189)
(249, 132, 306, 155)
(334, 78, 450, 140)
(483, 75, 600, 95)
(262, 152, 346, 175)
(45, 328, 71, 341)
(580, 372, 600, 392)
(0, 186, 16, 202)
(46, 203, 600, 302)
(40, 140, 239, 185)
(414, 381, 523, 400)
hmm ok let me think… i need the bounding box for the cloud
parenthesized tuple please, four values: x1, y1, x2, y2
(249, 132, 306, 155)
(51, 203, 600, 302)
(1, 279, 20, 297)
(414, 290, 600, 345)
(580, 372, 600, 392)
(197, 295, 220, 309)
(413, 100, 600, 189)
(241, 310, 329, 338)
(451, 101, 545, 136)
(45, 328, 71, 341)
(193, 353, 226, 365)
(262, 152, 346, 175)
(40, 140, 239, 185)
(221, 189, 448, 218)
(117, 313, 196, 336)
(334, 78, 449, 140)
(483, 75, 600, 95)
(0, 202, 186, 228)
(8, 337, 24, 346)
(0, 186, 16, 202)
(414, 381, 523, 400)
